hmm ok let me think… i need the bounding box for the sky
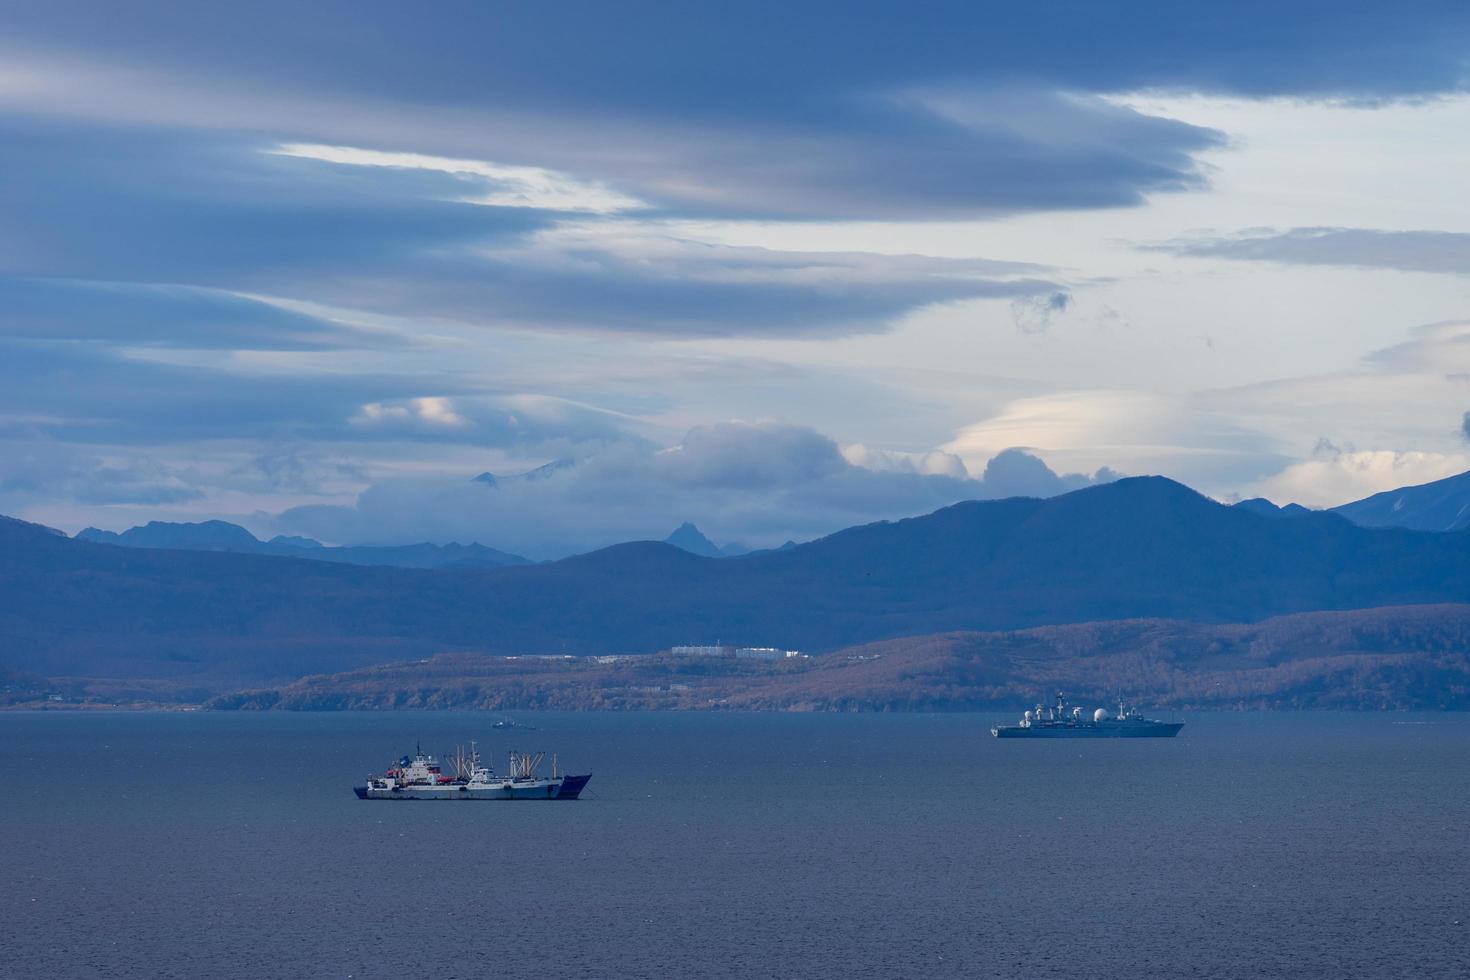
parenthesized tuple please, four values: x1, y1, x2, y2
(4, 1, 1470, 557)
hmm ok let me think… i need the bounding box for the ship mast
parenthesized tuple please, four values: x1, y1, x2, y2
(509, 750, 545, 780)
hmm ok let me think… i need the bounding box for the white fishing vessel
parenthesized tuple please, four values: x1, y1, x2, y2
(354, 742, 590, 800)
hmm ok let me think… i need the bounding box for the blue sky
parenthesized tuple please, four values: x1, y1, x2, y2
(4, 2, 1470, 555)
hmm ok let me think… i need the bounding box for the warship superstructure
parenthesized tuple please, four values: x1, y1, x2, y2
(992, 693, 1183, 738)
(353, 742, 591, 800)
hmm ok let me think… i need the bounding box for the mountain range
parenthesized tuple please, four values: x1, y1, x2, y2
(10, 475, 1470, 702)
(74, 515, 775, 567)
(74, 520, 530, 569)
(70, 467, 1470, 572)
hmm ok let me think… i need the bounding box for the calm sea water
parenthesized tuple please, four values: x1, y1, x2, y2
(2, 711, 1467, 979)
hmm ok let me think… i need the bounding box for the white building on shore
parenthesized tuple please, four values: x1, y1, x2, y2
(671, 644, 732, 657)
(671, 644, 804, 660)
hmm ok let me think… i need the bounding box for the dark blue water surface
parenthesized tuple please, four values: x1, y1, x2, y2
(2, 711, 1468, 979)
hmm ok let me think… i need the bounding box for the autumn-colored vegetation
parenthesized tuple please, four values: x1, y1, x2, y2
(205, 605, 1470, 712)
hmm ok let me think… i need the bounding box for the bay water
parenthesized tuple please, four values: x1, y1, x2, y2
(3, 711, 1467, 979)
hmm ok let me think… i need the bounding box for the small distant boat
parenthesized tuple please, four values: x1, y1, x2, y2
(992, 692, 1183, 738)
(353, 741, 590, 800)
(491, 717, 536, 731)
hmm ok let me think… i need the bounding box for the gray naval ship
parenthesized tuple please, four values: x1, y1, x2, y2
(992, 693, 1183, 738)
(354, 742, 590, 800)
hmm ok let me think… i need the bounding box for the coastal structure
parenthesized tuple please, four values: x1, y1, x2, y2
(672, 644, 731, 657)
(735, 647, 801, 661)
(672, 644, 803, 660)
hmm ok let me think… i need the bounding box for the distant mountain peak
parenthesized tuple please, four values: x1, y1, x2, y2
(2, 515, 68, 541)
(519, 458, 577, 481)
(90, 519, 264, 551)
(267, 534, 324, 549)
(473, 458, 576, 490)
(664, 522, 725, 558)
(1333, 468, 1470, 532)
(1233, 498, 1314, 519)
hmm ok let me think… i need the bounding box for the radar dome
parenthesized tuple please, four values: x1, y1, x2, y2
(1093, 708, 1111, 722)
(1024, 710, 1034, 722)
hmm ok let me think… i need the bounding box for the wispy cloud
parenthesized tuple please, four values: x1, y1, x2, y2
(1149, 227, 1470, 276)
(270, 144, 646, 215)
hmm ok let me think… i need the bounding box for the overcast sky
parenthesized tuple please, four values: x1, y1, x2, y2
(4, 2, 1470, 556)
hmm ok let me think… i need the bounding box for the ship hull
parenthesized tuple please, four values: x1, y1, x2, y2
(555, 773, 592, 799)
(992, 723, 1182, 738)
(353, 774, 592, 800)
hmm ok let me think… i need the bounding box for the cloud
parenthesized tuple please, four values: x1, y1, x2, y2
(0, 109, 1074, 485)
(269, 143, 646, 214)
(1009, 291, 1073, 335)
(1190, 321, 1470, 463)
(11, 3, 1467, 108)
(0, 122, 550, 290)
(274, 421, 1119, 557)
(0, 444, 203, 509)
(355, 397, 467, 430)
(228, 449, 367, 496)
(1179, 323, 1470, 505)
(1151, 227, 1470, 276)
(0, 338, 431, 446)
(364, 224, 1064, 338)
(1252, 449, 1470, 509)
(943, 391, 1287, 492)
(840, 445, 970, 479)
(656, 421, 848, 489)
(6, 2, 1467, 219)
(0, 276, 370, 350)
(344, 393, 646, 449)
(937, 335, 1470, 510)
(0, 332, 654, 455)
(0, 119, 1067, 339)
(979, 447, 1120, 499)
(1363, 320, 1470, 374)
(0, 43, 1225, 223)
(6, 3, 1470, 538)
